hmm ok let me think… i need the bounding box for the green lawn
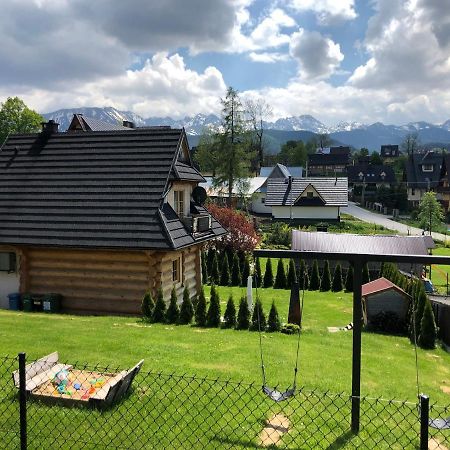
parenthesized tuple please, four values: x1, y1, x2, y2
(0, 286, 449, 403)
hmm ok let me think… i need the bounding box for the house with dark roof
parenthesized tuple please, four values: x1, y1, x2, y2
(265, 177, 348, 222)
(347, 164, 396, 200)
(307, 146, 351, 176)
(0, 121, 225, 314)
(438, 155, 450, 213)
(362, 277, 411, 327)
(404, 150, 443, 207)
(380, 145, 401, 159)
(68, 113, 135, 132)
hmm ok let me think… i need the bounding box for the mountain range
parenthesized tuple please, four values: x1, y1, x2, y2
(43, 107, 450, 153)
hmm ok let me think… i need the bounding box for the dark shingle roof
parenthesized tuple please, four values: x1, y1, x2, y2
(405, 151, 443, 188)
(69, 114, 132, 131)
(0, 128, 224, 250)
(347, 164, 396, 184)
(308, 153, 350, 166)
(265, 177, 348, 206)
(171, 161, 205, 182)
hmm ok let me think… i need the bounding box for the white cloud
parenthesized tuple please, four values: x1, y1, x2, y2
(289, 29, 344, 80)
(349, 0, 450, 94)
(289, 0, 357, 25)
(248, 52, 290, 63)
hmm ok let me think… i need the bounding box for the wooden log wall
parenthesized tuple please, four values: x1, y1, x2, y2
(25, 247, 156, 315)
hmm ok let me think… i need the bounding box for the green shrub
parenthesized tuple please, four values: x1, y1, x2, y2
(281, 323, 300, 335)
(298, 260, 308, 290)
(210, 252, 220, 285)
(254, 257, 262, 287)
(263, 258, 274, 288)
(201, 252, 208, 284)
(206, 285, 221, 327)
(223, 295, 236, 328)
(220, 252, 231, 286)
(345, 266, 354, 292)
(179, 286, 194, 324)
(331, 264, 343, 292)
(418, 300, 437, 349)
(287, 259, 297, 288)
(251, 299, 266, 331)
(309, 260, 320, 290)
(195, 286, 207, 327)
(368, 311, 406, 335)
(362, 263, 370, 284)
(152, 287, 166, 323)
(413, 281, 427, 341)
(231, 252, 242, 286)
(320, 260, 331, 291)
(166, 286, 180, 324)
(274, 258, 287, 289)
(142, 291, 154, 321)
(267, 301, 281, 332)
(236, 296, 251, 330)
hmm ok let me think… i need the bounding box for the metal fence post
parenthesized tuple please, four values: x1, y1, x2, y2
(419, 394, 429, 450)
(19, 352, 27, 450)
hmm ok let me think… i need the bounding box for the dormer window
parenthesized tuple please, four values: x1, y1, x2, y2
(174, 190, 185, 218)
(307, 191, 314, 198)
(422, 164, 433, 172)
(380, 171, 386, 180)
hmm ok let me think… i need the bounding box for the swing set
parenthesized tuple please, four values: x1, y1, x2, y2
(254, 247, 450, 444)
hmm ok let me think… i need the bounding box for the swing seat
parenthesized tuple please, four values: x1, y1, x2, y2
(429, 417, 450, 430)
(263, 386, 295, 402)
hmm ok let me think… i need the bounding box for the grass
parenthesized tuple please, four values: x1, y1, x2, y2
(428, 246, 450, 293)
(1, 287, 450, 448)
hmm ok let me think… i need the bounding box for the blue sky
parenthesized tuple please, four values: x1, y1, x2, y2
(0, 0, 449, 126)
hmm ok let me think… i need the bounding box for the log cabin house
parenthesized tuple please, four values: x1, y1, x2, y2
(0, 120, 226, 315)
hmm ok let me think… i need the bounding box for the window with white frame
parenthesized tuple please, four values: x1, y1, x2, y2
(422, 164, 433, 172)
(174, 190, 185, 217)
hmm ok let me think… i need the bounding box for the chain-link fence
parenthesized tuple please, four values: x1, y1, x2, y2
(1, 354, 449, 449)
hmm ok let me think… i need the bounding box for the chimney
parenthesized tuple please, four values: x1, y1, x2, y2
(122, 120, 135, 129)
(41, 120, 59, 134)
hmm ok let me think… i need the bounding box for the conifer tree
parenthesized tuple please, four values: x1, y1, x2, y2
(231, 252, 242, 286)
(254, 257, 262, 287)
(236, 296, 251, 330)
(152, 287, 166, 323)
(241, 256, 250, 287)
(309, 260, 320, 290)
(179, 286, 194, 324)
(331, 264, 343, 292)
(298, 260, 308, 290)
(413, 281, 428, 340)
(287, 259, 297, 288)
(251, 298, 266, 331)
(206, 285, 221, 327)
(320, 260, 332, 291)
(207, 247, 216, 272)
(267, 301, 281, 332)
(418, 299, 437, 349)
(362, 263, 370, 284)
(210, 252, 220, 285)
(166, 286, 180, 324)
(223, 295, 237, 328)
(263, 258, 274, 288)
(142, 290, 154, 321)
(274, 258, 287, 289)
(220, 252, 231, 286)
(195, 286, 207, 326)
(345, 266, 354, 292)
(201, 252, 208, 284)
(379, 261, 385, 279)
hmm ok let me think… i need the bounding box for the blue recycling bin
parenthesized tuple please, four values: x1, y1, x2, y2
(8, 293, 21, 311)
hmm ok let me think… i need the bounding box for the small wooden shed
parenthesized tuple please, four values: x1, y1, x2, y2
(362, 277, 411, 325)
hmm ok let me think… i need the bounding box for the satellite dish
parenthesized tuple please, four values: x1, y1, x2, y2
(192, 186, 207, 205)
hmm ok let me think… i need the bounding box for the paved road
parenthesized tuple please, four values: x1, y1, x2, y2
(342, 202, 448, 243)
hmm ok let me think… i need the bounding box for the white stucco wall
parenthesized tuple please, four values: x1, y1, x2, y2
(251, 193, 272, 214)
(271, 206, 340, 220)
(167, 182, 193, 217)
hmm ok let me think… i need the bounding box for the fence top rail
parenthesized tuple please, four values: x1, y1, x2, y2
(254, 249, 450, 266)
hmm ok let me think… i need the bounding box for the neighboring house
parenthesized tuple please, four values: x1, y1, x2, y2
(68, 113, 135, 131)
(308, 146, 351, 176)
(265, 177, 348, 222)
(380, 145, 401, 159)
(347, 164, 396, 201)
(404, 150, 443, 207)
(259, 166, 303, 178)
(362, 277, 411, 326)
(438, 155, 450, 213)
(0, 121, 226, 314)
(291, 230, 434, 275)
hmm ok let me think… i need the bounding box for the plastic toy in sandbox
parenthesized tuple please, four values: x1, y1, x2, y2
(13, 352, 144, 407)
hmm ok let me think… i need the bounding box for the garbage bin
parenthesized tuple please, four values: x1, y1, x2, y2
(42, 293, 62, 313)
(22, 294, 33, 312)
(8, 293, 21, 311)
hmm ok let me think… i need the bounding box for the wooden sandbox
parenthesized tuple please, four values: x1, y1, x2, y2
(13, 352, 143, 407)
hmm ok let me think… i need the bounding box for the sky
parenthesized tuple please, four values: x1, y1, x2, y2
(1, 0, 450, 126)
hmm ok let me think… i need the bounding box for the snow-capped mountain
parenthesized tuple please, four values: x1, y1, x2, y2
(43, 106, 450, 150)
